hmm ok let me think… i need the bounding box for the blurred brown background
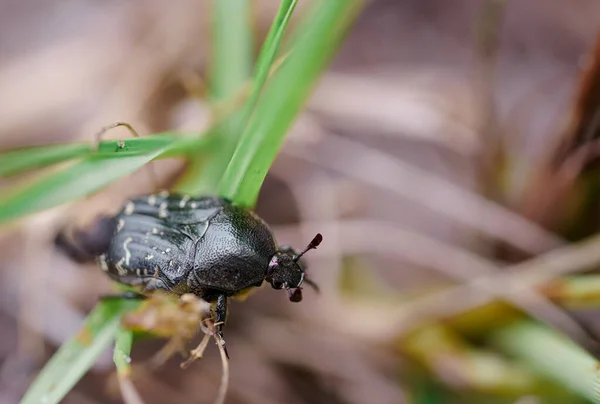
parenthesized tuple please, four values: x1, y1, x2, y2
(1, 1, 600, 403)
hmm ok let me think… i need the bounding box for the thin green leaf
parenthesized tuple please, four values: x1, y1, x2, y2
(0, 134, 211, 224)
(491, 320, 600, 403)
(0, 143, 90, 178)
(208, 0, 253, 101)
(113, 327, 134, 378)
(543, 274, 600, 308)
(175, 0, 253, 195)
(176, 1, 298, 197)
(218, 0, 364, 207)
(242, 0, 298, 122)
(113, 325, 144, 404)
(21, 300, 140, 404)
(0, 133, 199, 179)
(0, 151, 164, 224)
(94, 134, 175, 157)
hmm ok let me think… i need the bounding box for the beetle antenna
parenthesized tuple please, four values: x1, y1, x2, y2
(293, 233, 323, 262)
(286, 285, 303, 302)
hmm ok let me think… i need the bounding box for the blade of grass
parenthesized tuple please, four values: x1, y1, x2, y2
(0, 134, 213, 224)
(490, 320, 600, 403)
(0, 143, 90, 178)
(21, 300, 141, 404)
(0, 132, 203, 179)
(0, 153, 164, 224)
(403, 324, 540, 395)
(218, 0, 364, 207)
(542, 275, 600, 308)
(241, 0, 298, 122)
(208, 0, 253, 102)
(114, 327, 145, 404)
(113, 327, 134, 378)
(175, 0, 253, 194)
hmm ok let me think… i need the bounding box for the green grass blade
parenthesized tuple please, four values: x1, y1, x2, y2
(208, 0, 253, 101)
(0, 134, 211, 224)
(21, 300, 140, 404)
(0, 153, 166, 225)
(113, 326, 145, 403)
(242, 0, 298, 121)
(218, 0, 364, 207)
(491, 320, 600, 403)
(175, 0, 253, 195)
(113, 327, 134, 377)
(0, 132, 200, 179)
(542, 275, 600, 308)
(94, 134, 175, 157)
(0, 143, 90, 178)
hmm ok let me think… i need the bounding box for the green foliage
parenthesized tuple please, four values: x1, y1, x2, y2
(0, 135, 182, 224)
(491, 320, 600, 404)
(0, 142, 90, 178)
(0, 134, 208, 225)
(218, 0, 363, 207)
(176, 0, 298, 196)
(20, 300, 140, 404)
(12, 1, 361, 403)
(113, 326, 135, 377)
(175, 0, 254, 195)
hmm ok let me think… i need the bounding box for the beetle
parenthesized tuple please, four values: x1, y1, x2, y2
(55, 191, 322, 358)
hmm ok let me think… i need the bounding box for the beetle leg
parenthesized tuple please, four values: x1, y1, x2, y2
(214, 294, 230, 359)
(100, 291, 147, 300)
(54, 215, 116, 263)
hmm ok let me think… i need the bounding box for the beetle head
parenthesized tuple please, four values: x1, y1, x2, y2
(266, 233, 322, 303)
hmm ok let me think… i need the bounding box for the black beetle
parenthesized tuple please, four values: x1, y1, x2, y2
(55, 191, 322, 358)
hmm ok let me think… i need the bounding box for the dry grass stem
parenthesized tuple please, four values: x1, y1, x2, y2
(118, 376, 146, 404)
(394, 233, 600, 336)
(275, 219, 595, 344)
(283, 132, 563, 254)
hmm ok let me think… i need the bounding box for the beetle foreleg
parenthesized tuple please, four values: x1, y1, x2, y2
(214, 294, 230, 359)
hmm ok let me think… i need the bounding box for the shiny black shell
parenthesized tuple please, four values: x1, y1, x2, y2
(98, 192, 278, 298)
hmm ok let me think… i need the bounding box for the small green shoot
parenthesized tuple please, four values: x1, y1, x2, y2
(113, 326, 134, 378)
(491, 320, 600, 404)
(20, 299, 141, 404)
(175, 0, 253, 195)
(175, 0, 298, 197)
(218, 0, 364, 207)
(0, 144, 168, 224)
(0, 143, 91, 178)
(0, 133, 211, 225)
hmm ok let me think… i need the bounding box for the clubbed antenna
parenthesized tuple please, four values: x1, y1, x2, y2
(286, 287, 303, 302)
(293, 233, 323, 262)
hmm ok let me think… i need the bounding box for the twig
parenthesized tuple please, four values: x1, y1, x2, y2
(392, 232, 600, 336)
(118, 377, 145, 404)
